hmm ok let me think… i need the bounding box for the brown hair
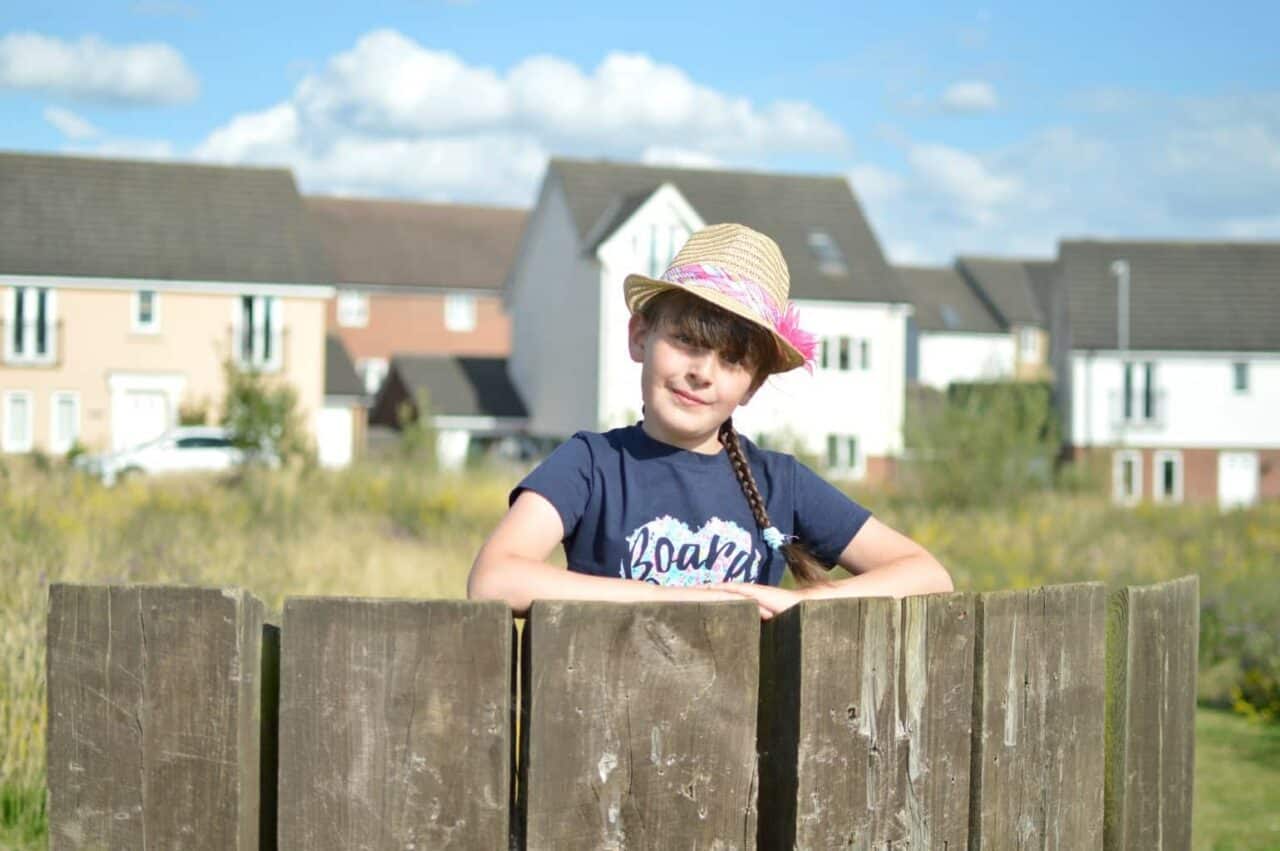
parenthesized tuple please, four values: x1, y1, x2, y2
(638, 291, 833, 586)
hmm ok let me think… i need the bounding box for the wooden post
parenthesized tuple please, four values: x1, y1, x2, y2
(1104, 575, 1199, 850)
(969, 583, 1107, 849)
(520, 601, 760, 850)
(758, 594, 974, 848)
(46, 583, 266, 850)
(275, 598, 513, 850)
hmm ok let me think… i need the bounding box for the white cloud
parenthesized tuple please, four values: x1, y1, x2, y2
(847, 163, 904, 203)
(0, 32, 199, 104)
(908, 143, 1020, 212)
(192, 29, 846, 202)
(43, 106, 100, 140)
(940, 80, 999, 113)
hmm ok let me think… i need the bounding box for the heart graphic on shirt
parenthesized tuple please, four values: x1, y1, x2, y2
(620, 515, 763, 586)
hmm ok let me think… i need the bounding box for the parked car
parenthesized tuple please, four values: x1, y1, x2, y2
(74, 426, 278, 485)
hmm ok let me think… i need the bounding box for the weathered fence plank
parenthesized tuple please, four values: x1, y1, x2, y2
(276, 597, 513, 850)
(520, 600, 760, 850)
(1104, 576, 1199, 850)
(900, 592, 977, 848)
(759, 597, 903, 848)
(968, 583, 1107, 850)
(46, 583, 266, 850)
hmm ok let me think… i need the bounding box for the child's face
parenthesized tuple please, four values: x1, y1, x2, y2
(628, 313, 760, 451)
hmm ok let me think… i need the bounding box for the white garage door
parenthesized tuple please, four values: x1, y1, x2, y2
(1218, 451, 1260, 509)
(317, 405, 353, 468)
(116, 390, 170, 451)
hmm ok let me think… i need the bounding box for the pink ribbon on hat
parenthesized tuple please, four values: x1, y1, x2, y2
(661, 262, 818, 371)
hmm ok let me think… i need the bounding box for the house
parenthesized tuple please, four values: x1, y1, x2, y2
(369, 355, 528, 470)
(0, 152, 334, 458)
(306, 196, 526, 397)
(956, 257, 1054, 381)
(506, 158, 912, 481)
(896, 264, 1014, 388)
(1049, 240, 1280, 507)
(318, 335, 366, 468)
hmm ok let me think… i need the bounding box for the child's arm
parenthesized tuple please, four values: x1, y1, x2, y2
(468, 491, 764, 616)
(705, 517, 953, 617)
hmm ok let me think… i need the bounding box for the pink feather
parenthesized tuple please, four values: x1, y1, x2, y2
(775, 302, 818, 372)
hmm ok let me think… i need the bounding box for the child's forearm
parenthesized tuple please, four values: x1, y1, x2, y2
(805, 555, 954, 601)
(467, 554, 747, 616)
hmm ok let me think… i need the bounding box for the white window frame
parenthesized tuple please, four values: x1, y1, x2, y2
(1018, 327, 1038, 361)
(131, 289, 160, 334)
(359, 357, 389, 397)
(2, 390, 35, 453)
(336, 290, 369, 328)
(49, 390, 81, 454)
(859, 339, 870, 370)
(825, 433, 862, 476)
(1112, 449, 1143, 506)
(443, 293, 477, 333)
(233, 294, 283, 372)
(4, 286, 58, 365)
(1152, 449, 1184, 504)
(1232, 361, 1250, 394)
(1122, 361, 1157, 423)
(837, 336, 852, 371)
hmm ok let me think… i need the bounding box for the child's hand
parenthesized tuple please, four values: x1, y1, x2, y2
(699, 583, 805, 620)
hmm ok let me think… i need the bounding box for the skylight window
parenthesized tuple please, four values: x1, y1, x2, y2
(940, 304, 961, 330)
(807, 229, 848, 276)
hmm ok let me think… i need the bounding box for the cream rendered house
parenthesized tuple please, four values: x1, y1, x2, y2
(0, 153, 333, 456)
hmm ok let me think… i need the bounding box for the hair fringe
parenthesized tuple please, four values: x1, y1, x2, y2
(718, 419, 832, 587)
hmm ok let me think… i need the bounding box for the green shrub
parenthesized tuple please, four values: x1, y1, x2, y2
(220, 360, 313, 466)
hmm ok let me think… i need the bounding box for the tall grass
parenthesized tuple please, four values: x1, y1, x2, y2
(2, 456, 1277, 847)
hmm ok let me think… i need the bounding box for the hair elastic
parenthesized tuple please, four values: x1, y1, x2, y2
(762, 526, 795, 551)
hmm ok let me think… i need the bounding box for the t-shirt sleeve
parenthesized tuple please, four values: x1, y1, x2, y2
(792, 460, 872, 565)
(510, 433, 594, 539)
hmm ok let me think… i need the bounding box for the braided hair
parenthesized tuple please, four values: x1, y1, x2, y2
(639, 290, 833, 586)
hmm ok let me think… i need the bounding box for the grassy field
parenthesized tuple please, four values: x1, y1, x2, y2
(2, 458, 1277, 847)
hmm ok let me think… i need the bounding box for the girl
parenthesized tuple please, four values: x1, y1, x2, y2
(468, 223, 952, 618)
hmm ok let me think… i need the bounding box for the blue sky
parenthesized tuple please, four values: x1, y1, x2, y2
(3, 1, 1278, 262)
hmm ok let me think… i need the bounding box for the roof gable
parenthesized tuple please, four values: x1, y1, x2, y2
(306, 196, 526, 291)
(1060, 240, 1280, 353)
(391, 355, 527, 418)
(0, 151, 329, 284)
(956, 256, 1049, 327)
(894, 265, 1002, 333)
(548, 158, 906, 304)
(325, 335, 365, 398)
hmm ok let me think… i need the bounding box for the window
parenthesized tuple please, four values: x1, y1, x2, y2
(1112, 449, 1142, 505)
(5, 286, 57, 364)
(3, 391, 34, 453)
(132, 289, 159, 333)
(826, 434, 860, 473)
(337, 290, 369, 328)
(818, 339, 830, 370)
(1153, 450, 1183, 504)
(807, 229, 848, 276)
(359, 358, 389, 397)
(859, 340, 870, 370)
(1233, 362, 1250, 394)
(1018, 327, 1038, 361)
(838, 337, 851, 371)
(50, 391, 80, 454)
(939, 304, 961, 330)
(444, 293, 477, 332)
(237, 295, 282, 371)
(1122, 361, 1157, 422)
(176, 435, 233, 449)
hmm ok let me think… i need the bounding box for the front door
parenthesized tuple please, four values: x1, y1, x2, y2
(116, 390, 170, 451)
(1218, 451, 1260, 509)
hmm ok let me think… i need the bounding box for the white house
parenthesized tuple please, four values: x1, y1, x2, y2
(506, 158, 913, 481)
(1050, 240, 1280, 507)
(896, 264, 1015, 388)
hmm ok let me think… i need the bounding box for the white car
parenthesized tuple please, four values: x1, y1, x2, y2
(76, 426, 276, 485)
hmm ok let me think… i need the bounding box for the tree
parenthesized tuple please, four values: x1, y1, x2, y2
(220, 360, 312, 466)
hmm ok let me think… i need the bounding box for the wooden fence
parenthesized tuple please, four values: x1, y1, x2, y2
(45, 577, 1198, 849)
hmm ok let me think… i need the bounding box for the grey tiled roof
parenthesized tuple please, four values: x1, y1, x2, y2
(893, 265, 1002, 334)
(1060, 240, 1280, 352)
(306, 196, 526, 291)
(392, 355, 527, 418)
(956, 256, 1049, 327)
(548, 158, 907, 303)
(0, 151, 330, 283)
(325, 335, 365, 398)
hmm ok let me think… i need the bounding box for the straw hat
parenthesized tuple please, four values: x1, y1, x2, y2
(623, 223, 816, 373)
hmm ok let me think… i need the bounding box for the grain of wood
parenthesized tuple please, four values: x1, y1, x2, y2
(46, 583, 265, 850)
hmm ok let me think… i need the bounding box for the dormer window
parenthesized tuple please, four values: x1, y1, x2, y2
(807, 229, 848, 276)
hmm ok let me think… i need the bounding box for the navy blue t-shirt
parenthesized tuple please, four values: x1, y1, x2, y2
(511, 424, 871, 587)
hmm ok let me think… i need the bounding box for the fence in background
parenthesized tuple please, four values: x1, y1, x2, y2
(45, 577, 1198, 849)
